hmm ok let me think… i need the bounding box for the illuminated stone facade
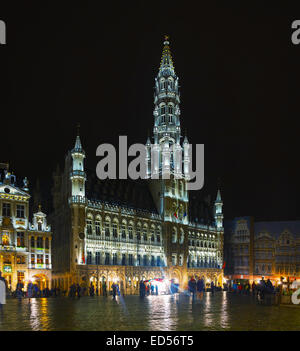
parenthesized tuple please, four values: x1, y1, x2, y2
(0, 168, 52, 291)
(50, 38, 224, 294)
(224, 217, 300, 284)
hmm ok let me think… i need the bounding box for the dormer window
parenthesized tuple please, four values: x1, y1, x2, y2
(38, 222, 42, 231)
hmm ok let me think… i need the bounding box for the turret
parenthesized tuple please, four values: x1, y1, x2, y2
(214, 189, 224, 230)
(70, 126, 86, 199)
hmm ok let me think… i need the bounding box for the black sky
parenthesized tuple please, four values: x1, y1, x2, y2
(1, 1, 300, 221)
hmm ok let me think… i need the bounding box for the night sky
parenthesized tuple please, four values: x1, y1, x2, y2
(1, 2, 300, 221)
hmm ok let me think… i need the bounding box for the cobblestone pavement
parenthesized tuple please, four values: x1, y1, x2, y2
(0, 292, 299, 331)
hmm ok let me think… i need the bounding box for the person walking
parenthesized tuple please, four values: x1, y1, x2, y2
(197, 277, 205, 300)
(252, 281, 256, 297)
(211, 281, 215, 296)
(89, 283, 95, 297)
(103, 281, 107, 297)
(112, 283, 117, 300)
(188, 277, 197, 301)
(27, 280, 34, 303)
(0, 272, 6, 311)
(16, 281, 24, 301)
(76, 283, 81, 299)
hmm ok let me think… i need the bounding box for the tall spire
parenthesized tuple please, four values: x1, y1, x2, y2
(216, 189, 222, 202)
(159, 35, 175, 77)
(72, 123, 84, 154)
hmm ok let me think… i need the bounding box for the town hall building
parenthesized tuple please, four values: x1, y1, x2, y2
(50, 37, 224, 294)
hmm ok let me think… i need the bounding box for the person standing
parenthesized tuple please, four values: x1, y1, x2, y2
(252, 281, 256, 297)
(112, 283, 117, 300)
(89, 283, 95, 297)
(155, 284, 158, 296)
(27, 280, 34, 303)
(16, 280, 24, 301)
(0, 272, 6, 310)
(197, 277, 205, 300)
(103, 281, 107, 297)
(211, 281, 215, 296)
(76, 283, 81, 299)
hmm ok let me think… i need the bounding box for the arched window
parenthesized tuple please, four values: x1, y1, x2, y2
(136, 224, 141, 241)
(121, 223, 126, 239)
(105, 221, 110, 237)
(180, 230, 184, 244)
(86, 219, 93, 235)
(112, 221, 118, 238)
(95, 221, 101, 236)
(128, 224, 133, 240)
(172, 228, 177, 243)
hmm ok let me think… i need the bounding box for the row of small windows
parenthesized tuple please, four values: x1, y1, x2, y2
(188, 240, 216, 248)
(2, 203, 25, 218)
(86, 220, 161, 243)
(86, 252, 164, 267)
(188, 257, 219, 268)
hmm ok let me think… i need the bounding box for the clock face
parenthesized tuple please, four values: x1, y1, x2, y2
(4, 187, 10, 193)
(79, 232, 85, 240)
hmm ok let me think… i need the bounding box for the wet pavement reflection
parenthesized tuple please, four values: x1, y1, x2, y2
(0, 292, 299, 331)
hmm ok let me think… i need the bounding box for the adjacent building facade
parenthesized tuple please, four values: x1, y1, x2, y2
(50, 37, 224, 294)
(0, 167, 52, 291)
(224, 217, 300, 284)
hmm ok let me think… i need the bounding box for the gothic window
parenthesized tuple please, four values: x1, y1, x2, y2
(137, 254, 141, 266)
(105, 221, 110, 237)
(31, 236, 35, 248)
(157, 234, 161, 243)
(121, 224, 126, 239)
(180, 230, 184, 244)
(143, 228, 148, 242)
(112, 253, 117, 265)
(143, 255, 148, 266)
(16, 205, 25, 218)
(37, 254, 43, 264)
(105, 253, 110, 265)
(128, 254, 133, 266)
(122, 254, 126, 265)
(157, 256, 161, 266)
(95, 221, 101, 236)
(128, 225, 133, 240)
(31, 254, 35, 264)
(137, 225, 141, 241)
(86, 220, 93, 235)
(2, 203, 11, 217)
(87, 252, 92, 265)
(112, 222, 118, 238)
(172, 228, 177, 243)
(151, 255, 155, 266)
(95, 252, 101, 265)
(38, 222, 42, 231)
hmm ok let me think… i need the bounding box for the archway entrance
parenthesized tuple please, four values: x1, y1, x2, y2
(32, 274, 49, 290)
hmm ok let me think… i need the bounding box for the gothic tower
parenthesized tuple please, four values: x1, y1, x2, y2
(70, 129, 87, 270)
(148, 36, 189, 277)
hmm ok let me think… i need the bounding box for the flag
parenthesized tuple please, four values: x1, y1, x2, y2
(222, 261, 226, 270)
(183, 212, 187, 217)
(82, 251, 85, 264)
(173, 212, 178, 219)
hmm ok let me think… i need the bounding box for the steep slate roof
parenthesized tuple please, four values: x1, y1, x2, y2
(85, 169, 158, 214)
(86, 168, 214, 225)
